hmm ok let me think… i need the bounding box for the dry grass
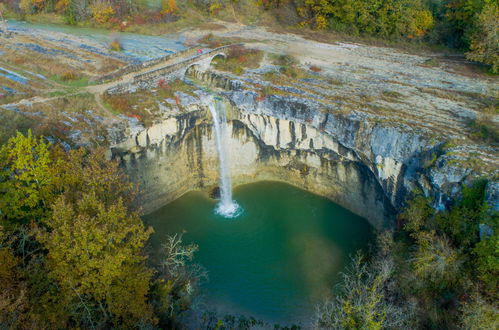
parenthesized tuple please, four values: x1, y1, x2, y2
(468, 115, 499, 144)
(212, 45, 264, 74)
(198, 22, 227, 31)
(103, 79, 196, 127)
(0, 35, 125, 82)
(381, 90, 404, 102)
(3, 93, 110, 145)
(0, 75, 37, 105)
(37, 93, 98, 115)
(103, 92, 156, 127)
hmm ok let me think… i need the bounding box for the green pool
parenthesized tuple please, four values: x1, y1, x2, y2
(144, 181, 374, 325)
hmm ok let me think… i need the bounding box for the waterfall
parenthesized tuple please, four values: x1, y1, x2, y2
(208, 99, 242, 218)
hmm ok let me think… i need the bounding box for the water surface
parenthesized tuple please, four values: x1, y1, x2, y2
(145, 181, 374, 325)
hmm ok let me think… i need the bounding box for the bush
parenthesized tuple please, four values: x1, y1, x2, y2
(60, 71, 78, 81)
(91, 0, 115, 24)
(309, 65, 322, 72)
(109, 37, 122, 52)
(468, 118, 499, 144)
(460, 294, 499, 330)
(466, 3, 499, 73)
(314, 251, 412, 329)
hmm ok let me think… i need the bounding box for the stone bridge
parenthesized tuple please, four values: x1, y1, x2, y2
(106, 44, 237, 94)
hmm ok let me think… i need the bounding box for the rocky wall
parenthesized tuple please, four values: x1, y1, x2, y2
(110, 105, 395, 229)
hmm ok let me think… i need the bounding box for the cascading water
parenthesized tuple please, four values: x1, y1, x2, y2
(208, 98, 242, 218)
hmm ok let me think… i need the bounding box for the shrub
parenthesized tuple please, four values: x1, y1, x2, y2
(468, 118, 499, 144)
(272, 54, 297, 66)
(161, 0, 178, 15)
(314, 252, 412, 329)
(473, 232, 499, 294)
(60, 71, 78, 81)
(212, 46, 263, 74)
(412, 231, 463, 287)
(309, 65, 322, 72)
(460, 294, 499, 330)
(109, 37, 122, 52)
(91, 0, 115, 24)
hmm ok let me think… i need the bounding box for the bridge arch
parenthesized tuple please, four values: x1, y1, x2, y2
(209, 53, 226, 68)
(182, 52, 227, 79)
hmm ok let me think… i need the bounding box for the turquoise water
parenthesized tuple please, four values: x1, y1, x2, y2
(144, 181, 374, 325)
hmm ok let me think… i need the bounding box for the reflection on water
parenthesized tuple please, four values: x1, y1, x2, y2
(144, 181, 374, 325)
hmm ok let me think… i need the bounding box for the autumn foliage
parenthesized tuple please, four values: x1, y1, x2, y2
(0, 131, 206, 328)
(91, 0, 115, 24)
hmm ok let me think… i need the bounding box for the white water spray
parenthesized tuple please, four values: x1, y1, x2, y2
(208, 99, 242, 218)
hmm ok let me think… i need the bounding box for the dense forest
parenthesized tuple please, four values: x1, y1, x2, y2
(0, 132, 205, 329)
(0, 132, 497, 328)
(0, 0, 498, 72)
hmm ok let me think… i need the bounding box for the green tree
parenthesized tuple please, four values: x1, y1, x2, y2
(473, 231, 499, 293)
(412, 231, 463, 287)
(466, 2, 499, 73)
(460, 293, 499, 329)
(0, 133, 159, 328)
(313, 252, 410, 329)
(38, 192, 154, 327)
(297, 0, 434, 38)
(0, 131, 60, 225)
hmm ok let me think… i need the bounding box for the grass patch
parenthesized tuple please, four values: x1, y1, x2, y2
(46, 90, 68, 97)
(50, 74, 91, 87)
(417, 87, 498, 112)
(270, 54, 298, 66)
(212, 45, 263, 74)
(156, 79, 198, 98)
(468, 118, 499, 144)
(103, 79, 196, 127)
(103, 92, 157, 127)
(328, 77, 344, 86)
(420, 58, 440, 67)
(46, 93, 97, 114)
(381, 90, 404, 102)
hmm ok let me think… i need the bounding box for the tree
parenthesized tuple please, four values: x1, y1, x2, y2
(37, 192, 154, 327)
(296, 0, 434, 37)
(412, 231, 463, 287)
(151, 233, 206, 327)
(91, 0, 115, 24)
(466, 2, 499, 73)
(460, 294, 499, 330)
(161, 0, 178, 15)
(313, 252, 411, 329)
(473, 232, 499, 294)
(0, 131, 60, 225)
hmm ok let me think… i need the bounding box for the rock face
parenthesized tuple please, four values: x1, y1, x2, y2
(111, 102, 394, 229)
(109, 73, 498, 230)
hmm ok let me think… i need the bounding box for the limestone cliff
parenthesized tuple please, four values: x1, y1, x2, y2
(108, 66, 498, 230)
